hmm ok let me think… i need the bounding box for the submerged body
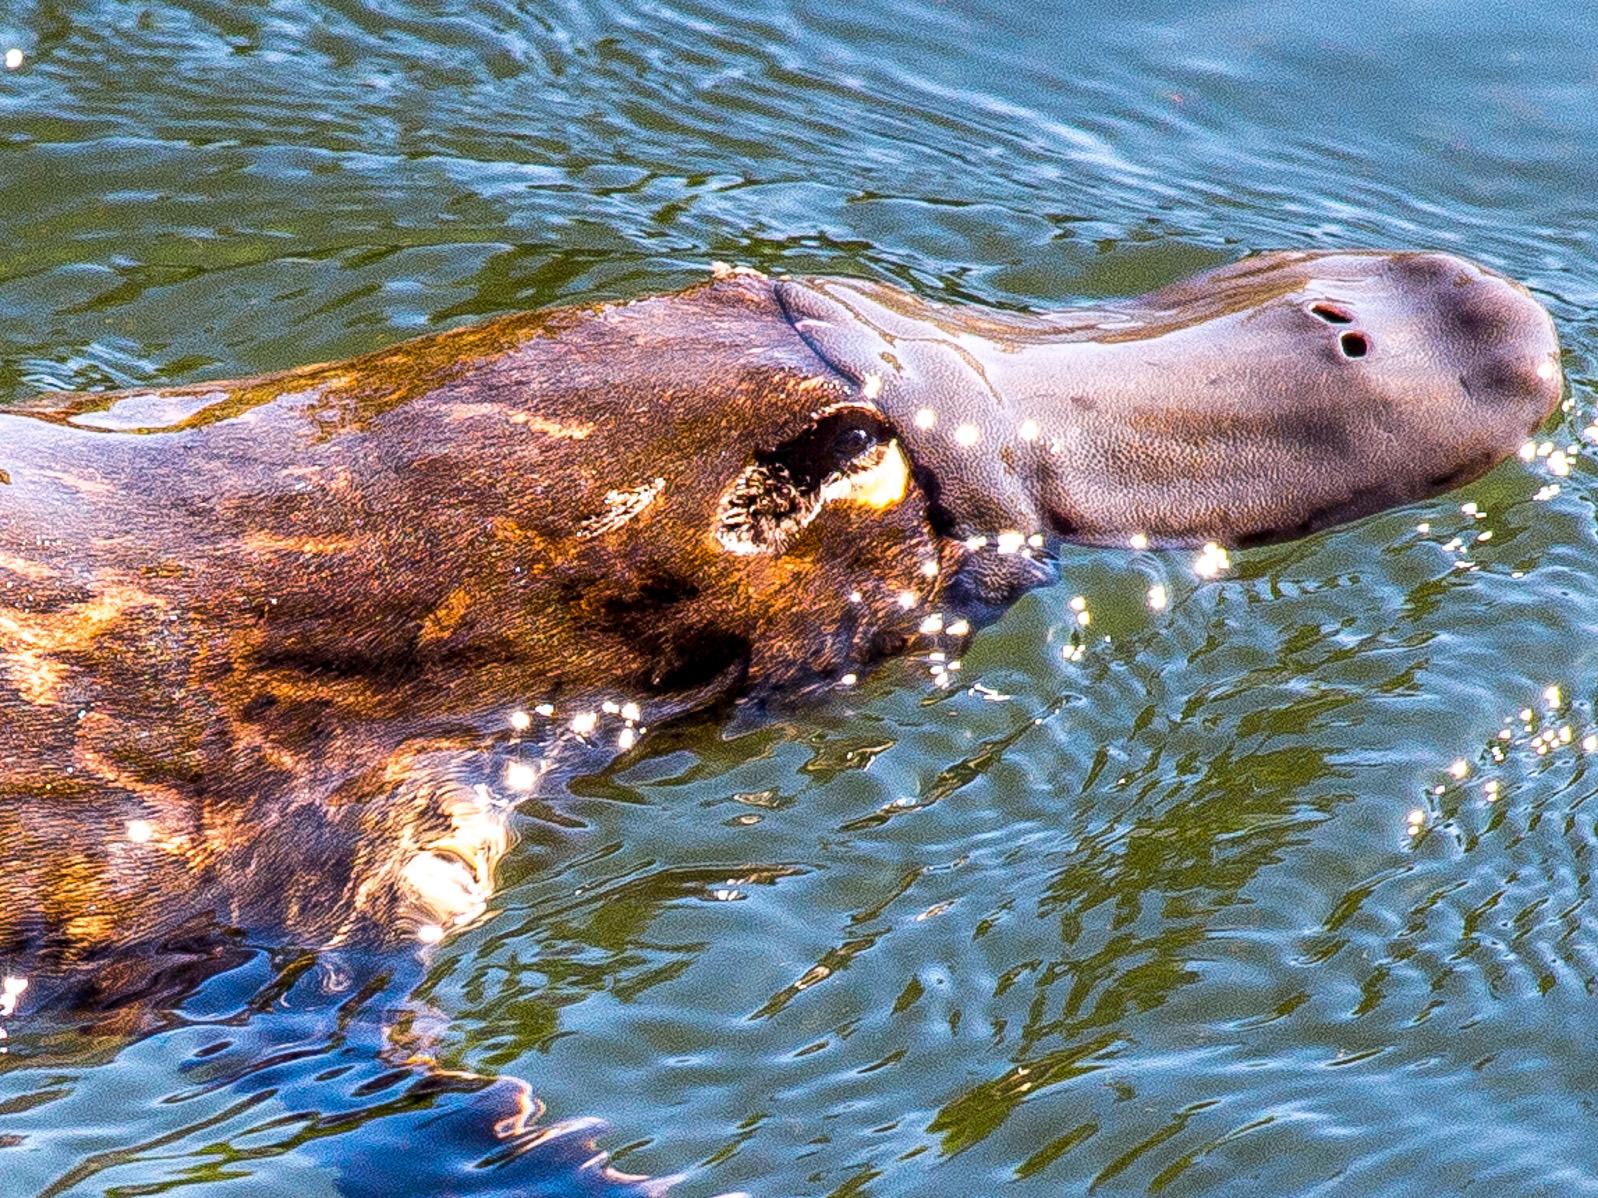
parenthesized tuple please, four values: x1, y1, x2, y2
(0, 252, 1563, 1004)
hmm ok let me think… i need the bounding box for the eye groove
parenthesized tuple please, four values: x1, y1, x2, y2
(713, 405, 894, 556)
(1311, 303, 1354, 324)
(1339, 331, 1370, 359)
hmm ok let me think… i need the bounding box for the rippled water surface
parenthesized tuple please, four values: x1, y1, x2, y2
(4, 1, 1598, 1194)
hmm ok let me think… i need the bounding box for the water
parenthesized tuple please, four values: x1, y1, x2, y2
(2, 1, 1597, 1193)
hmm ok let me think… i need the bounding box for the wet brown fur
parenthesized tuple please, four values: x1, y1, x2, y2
(0, 273, 948, 982)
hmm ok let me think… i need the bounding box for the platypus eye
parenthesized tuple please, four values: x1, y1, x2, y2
(832, 424, 877, 461)
(759, 407, 890, 492)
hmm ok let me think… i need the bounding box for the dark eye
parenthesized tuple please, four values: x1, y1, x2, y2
(833, 425, 876, 460)
(754, 407, 889, 493)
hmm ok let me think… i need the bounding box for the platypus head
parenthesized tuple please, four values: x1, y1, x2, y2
(776, 250, 1563, 605)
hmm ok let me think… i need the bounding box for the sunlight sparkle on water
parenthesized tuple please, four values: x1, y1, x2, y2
(0, 976, 26, 1017)
(1193, 542, 1231, 579)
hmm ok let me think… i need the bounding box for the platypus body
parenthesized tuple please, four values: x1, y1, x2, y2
(0, 251, 1563, 1008)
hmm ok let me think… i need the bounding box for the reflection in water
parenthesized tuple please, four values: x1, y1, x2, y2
(1, 953, 671, 1197)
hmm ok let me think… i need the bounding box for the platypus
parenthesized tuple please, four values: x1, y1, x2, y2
(0, 251, 1563, 1007)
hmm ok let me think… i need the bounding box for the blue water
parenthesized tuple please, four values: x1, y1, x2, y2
(2, 1, 1597, 1194)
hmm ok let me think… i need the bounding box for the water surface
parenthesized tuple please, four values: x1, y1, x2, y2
(2, 1, 1597, 1194)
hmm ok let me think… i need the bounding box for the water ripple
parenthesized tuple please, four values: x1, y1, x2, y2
(2, 0, 1598, 1194)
